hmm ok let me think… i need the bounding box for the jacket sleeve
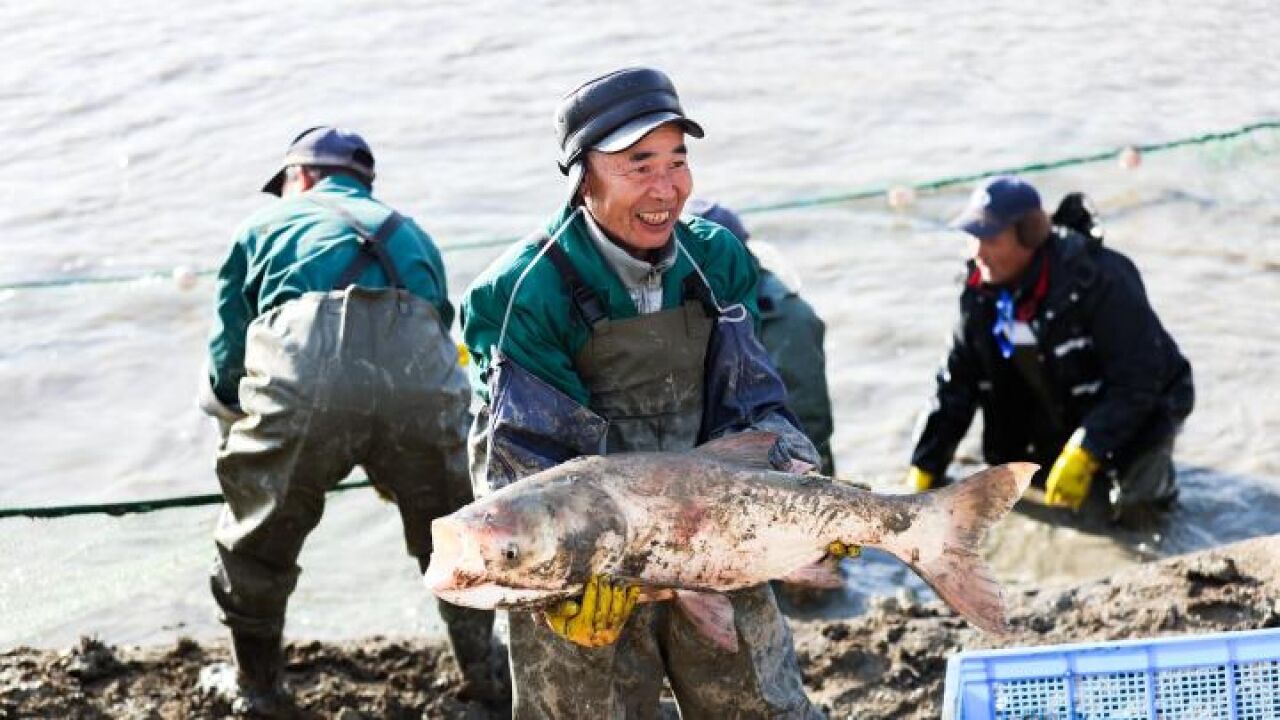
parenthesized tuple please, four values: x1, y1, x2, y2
(461, 249, 605, 492)
(1077, 256, 1176, 461)
(760, 294, 835, 469)
(910, 310, 982, 476)
(206, 235, 255, 409)
(698, 228, 819, 465)
(406, 219, 456, 330)
(789, 300, 835, 451)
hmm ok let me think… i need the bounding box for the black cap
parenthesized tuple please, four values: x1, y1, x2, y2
(262, 126, 376, 196)
(555, 68, 704, 176)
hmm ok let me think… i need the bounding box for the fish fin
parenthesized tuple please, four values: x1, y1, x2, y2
(692, 431, 780, 470)
(674, 591, 739, 653)
(786, 459, 816, 475)
(886, 462, 1036, 635)
(779, 556, 844, 589)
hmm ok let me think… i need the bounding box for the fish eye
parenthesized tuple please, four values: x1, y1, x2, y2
(502, 542, 519, 562)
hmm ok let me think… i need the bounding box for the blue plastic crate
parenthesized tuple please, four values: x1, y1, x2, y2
(943, 627, 1280, 719)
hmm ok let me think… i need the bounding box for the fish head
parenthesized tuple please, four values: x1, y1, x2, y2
(423, 466, 626, 609)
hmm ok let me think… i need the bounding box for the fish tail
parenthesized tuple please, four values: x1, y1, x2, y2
(880, 463, 1036, 634)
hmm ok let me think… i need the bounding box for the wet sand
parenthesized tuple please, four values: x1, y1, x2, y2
(4, 535, 1276, 719)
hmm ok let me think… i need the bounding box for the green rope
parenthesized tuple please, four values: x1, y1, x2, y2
(737, 120, 1280, 214)
(2, 119, 1279, 520)
(2, 120, 1279, 521)
(0, 479, 372, 520)
(3, 120, 1276, 293)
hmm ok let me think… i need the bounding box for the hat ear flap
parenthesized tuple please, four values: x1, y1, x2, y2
(566, 161, 588, 206)
(1015, 208, 1051, 248)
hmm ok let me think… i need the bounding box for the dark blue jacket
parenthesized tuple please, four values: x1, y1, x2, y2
(911, 228, 1194, 477)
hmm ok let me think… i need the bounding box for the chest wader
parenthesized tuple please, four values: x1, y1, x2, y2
(210, 199, 495, 705)
(1009, 340, 1069, 457)
(503, 238, 818, 720)
(992, 258, 1069, 470)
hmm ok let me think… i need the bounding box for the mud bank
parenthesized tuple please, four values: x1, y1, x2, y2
(3, 535, 1277, 719)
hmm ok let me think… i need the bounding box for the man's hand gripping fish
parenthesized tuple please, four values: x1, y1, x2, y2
(424, 432, 1034, 650)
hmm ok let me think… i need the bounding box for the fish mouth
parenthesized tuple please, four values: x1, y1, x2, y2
(422, 516, 574, 610)
(433, 583, 566, 611)
(422, 518, 488, 593)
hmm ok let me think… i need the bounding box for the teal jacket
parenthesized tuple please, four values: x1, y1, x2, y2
(461, 206, 760, 405)
(207, 175, 453, 407)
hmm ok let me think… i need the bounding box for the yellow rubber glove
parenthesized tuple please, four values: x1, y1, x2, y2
(1045, 431, 1100, 511)
(543, 575, 639, 648)
(826, 540, 862, 559)
(457, 343, 471, 367)
(906, 466, 934, 492)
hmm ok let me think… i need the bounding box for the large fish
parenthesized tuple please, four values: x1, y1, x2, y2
(425, 432, 1034, 649)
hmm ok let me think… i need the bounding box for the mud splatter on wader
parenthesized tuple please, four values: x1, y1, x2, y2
(209, 203, 498, 709)
(472, 235, 821, 719)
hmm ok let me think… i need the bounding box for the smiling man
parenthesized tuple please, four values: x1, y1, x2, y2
(459, 67, 823, 718)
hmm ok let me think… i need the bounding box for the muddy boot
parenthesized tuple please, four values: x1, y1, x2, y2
(1110, 450, 1179, 531)
(457, 659, 512, 707)
(199, 632, 296, 718)
(437, 600, 507, 707)
(234, 642, 294, 716)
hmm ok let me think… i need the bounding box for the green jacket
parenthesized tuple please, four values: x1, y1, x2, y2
(461, 206, 760, 405)
(757, 269, 836, 473)
(207, 175, 453, 407)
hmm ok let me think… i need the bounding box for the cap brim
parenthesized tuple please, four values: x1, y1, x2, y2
(262, 168, 286, 196)
(953, 212, 1005, 239)
(593, 112, 705, 154)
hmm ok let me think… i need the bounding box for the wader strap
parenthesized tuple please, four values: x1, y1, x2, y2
(309, 196, 407, 290)
(681, 273, 719, 318)
(334, 212, 405, 290)
(537, 233, 608, 329)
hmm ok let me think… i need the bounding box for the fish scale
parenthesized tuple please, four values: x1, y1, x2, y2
(425, 431, 1036, 639)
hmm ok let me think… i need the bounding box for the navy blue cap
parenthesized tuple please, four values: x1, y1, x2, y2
(262, 126, 376, 196)
(951, 176, 1042, 238)
(688, 199, 749, 243)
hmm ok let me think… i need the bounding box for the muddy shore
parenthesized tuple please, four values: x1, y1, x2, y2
(4, 535, 1277, 719)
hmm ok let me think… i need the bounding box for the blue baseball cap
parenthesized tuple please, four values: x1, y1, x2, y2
(951, 176, 1042, 239)
(262, 126, 376, 196)
(688, 199, 749, 243)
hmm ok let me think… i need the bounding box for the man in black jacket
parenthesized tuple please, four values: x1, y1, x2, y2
(907, 176, 1194, 525)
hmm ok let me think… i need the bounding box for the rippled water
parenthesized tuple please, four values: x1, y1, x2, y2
(2, 1, 1278, 647)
